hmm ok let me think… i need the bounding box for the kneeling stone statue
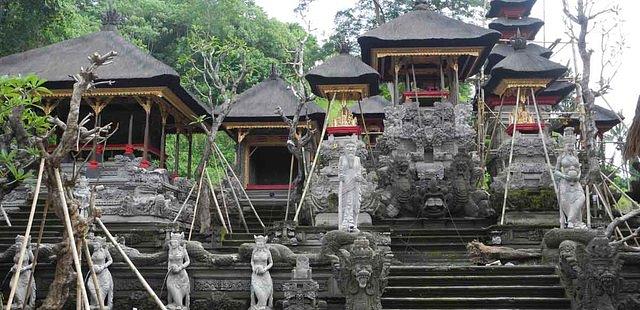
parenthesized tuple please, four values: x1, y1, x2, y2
(87, 236, 113, 309)
(166, 232, 191, 309)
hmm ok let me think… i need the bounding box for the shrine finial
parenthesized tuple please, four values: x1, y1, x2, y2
(338, 41, 351, 55)
(510, 28, 527, 51)
(414, 0, 431, 11)
(269, 64, 280, 80)
(101, 0, 124, 32)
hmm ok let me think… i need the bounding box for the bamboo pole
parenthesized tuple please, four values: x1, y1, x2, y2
(586, 185, 591, 228)
(188, 162, 207, 241)
(530, 88, 560, 196)
(96, 218, 167, 310)
(213, 158, 232, 233)
(83, 240, 105, 310)
(214, 146, 249, 233)
(0, 203, 11, 226)
(601, 172, 640, 210)
(294, 93, 335, 224)
(206, 170, 228, 232)
(22, 198, 50, 306)
(483, 96, 507, 165)
(593, 185, 626, 241)
(6, 158, 44, 310)
(601, 178, 640, 247)
(213, 143, 265, 229)
(500, 88, 521, 225)
(53, 168, 91, 310)
(285, 154, 295, 221)
(173, 183, 196, 223)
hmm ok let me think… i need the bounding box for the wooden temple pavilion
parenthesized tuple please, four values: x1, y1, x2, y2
(0, 17, 207, 176)
(220, 69, 325, 190)
(350, 95, 391, 144)
(305, 47, 380, 137)
(357, 1, 500, 106)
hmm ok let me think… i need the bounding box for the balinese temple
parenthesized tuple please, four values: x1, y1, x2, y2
(0, 11, 206, 176)
(358, 1, 500, 106)
(220, 68, 325, 190)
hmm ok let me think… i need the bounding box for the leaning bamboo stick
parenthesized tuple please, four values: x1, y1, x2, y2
(0, 203, 11, 226)
(214, 148, 249, 233)
(22, 198, 50, 306)
(206, 169, 228, 232)
(5, 158, 44, 310)
(601, 180, 640, 247)
(213, 158, 232, 233)
(96, 218, 167, 310)
(294, 93, 335, 223)
(173, 183, 197, 223)
(500, 88, 521, 225)
(530, 89, 560, 196)
(285, 154, 295, 221)
(213, 143, 265, 229)
(593, 184, 626, 241)
(83, 239, 105, 310)
(188, 162, 207, 241)
(53, 168, 91, 310)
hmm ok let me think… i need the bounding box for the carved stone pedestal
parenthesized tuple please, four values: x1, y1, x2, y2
(281, 256, 326, 310)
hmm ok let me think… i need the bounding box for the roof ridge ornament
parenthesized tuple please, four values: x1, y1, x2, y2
(101, 0, 124, 32)
(510, 28, 527, 51)
(414, 0, 431, 11)
(269, 64, 280, 80)
(338, 40, 351, 55)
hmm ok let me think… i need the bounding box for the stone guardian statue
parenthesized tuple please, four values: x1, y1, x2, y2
(250, 235, 273, 310)
(87, 236, 113, 309)
(338, 141, 365, 232)
(166, 232, 190, 309)
(9, 235, 36, 309)
(555, 128, 587, 229)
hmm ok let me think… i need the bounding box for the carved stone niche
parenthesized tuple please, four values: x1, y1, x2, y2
(281, 256, 327, 310)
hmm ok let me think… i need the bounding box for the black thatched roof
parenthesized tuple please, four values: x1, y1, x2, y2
(484, 41, 567, 95)
(489, 17, 544, 39)
(223, 74, 325, 122)
(553, 105, 623, 134)
(0, 30, 208, 117)
(305, 53, 380, 98)
(357, 7, 500, 77)
(486, 0, 537, 18)
(351, 95, 391, 116)
(484, 43, 552, 74)
(538, 80, 575, 98)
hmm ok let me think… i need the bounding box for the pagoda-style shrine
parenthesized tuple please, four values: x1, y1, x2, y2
(350, 95, 391, 144)
(358, 1, 500, 106)
(221, 69, 325, 190)
(0, 16, 206, 176)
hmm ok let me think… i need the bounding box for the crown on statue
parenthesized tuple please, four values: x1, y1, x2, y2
(15, 235, 31, 244)
(254, 235, 268, 243)
(351, 236, 374, 260)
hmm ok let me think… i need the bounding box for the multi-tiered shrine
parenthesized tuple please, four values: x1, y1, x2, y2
(0, 1, 638, 310)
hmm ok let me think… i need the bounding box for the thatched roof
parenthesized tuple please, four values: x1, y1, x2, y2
(484, 39, 567, 95)
(484, 43, 552, 74)
(350, 95, 391, 116)
(538, 80, 575, 99)
(0, 30, 208, 116)
(305, 53, 380, 98)
(357, 7, 500, 77)
(489, 17, 544, 39)
(486, 0, 537, 18)
(223, 73, 325, 122)
(624, 96, 640, 160)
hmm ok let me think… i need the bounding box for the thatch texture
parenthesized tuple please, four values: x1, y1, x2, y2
(489, 17, 544, 39)
(222, 74, 325, 122)
(485, 43, 552, 74)
(305, 53, 380, 98)
(351, 95, 391, 116)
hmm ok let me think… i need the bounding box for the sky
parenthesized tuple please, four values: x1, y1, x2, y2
(254, 0, 639, 128)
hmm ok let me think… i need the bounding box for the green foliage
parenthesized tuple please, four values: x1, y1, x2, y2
(164, 132, 236, 182)
(0, 75, 50, 186)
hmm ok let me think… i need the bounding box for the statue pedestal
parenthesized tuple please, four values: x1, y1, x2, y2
(315, 213, 372, 228)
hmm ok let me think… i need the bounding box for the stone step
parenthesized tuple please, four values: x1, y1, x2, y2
(384, 286, 566, 298)
(392, 236, 480, 243)
(389, 265, 556, 276)
(390, 243, 468, 251)
(381, 297, 570, 309)
(378, 218, 494, 229)
(391, 228, 486, 236)
(387, 275, 561, 286)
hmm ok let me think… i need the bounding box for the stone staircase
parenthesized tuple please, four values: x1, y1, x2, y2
(377, 218, 571, 310)
(0, 198, 64, 252)
(382, 265, 570, 309)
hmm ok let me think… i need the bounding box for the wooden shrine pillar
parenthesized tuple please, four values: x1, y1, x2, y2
(159, 104, 168, 169)
(187, 132, 193, 179)
(174, 126, 181, 177)
(447, 57, 459, 105)
(87, 98, 110, 177)
(124, 114, 135, 158)
(136, 97, 153, 169)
